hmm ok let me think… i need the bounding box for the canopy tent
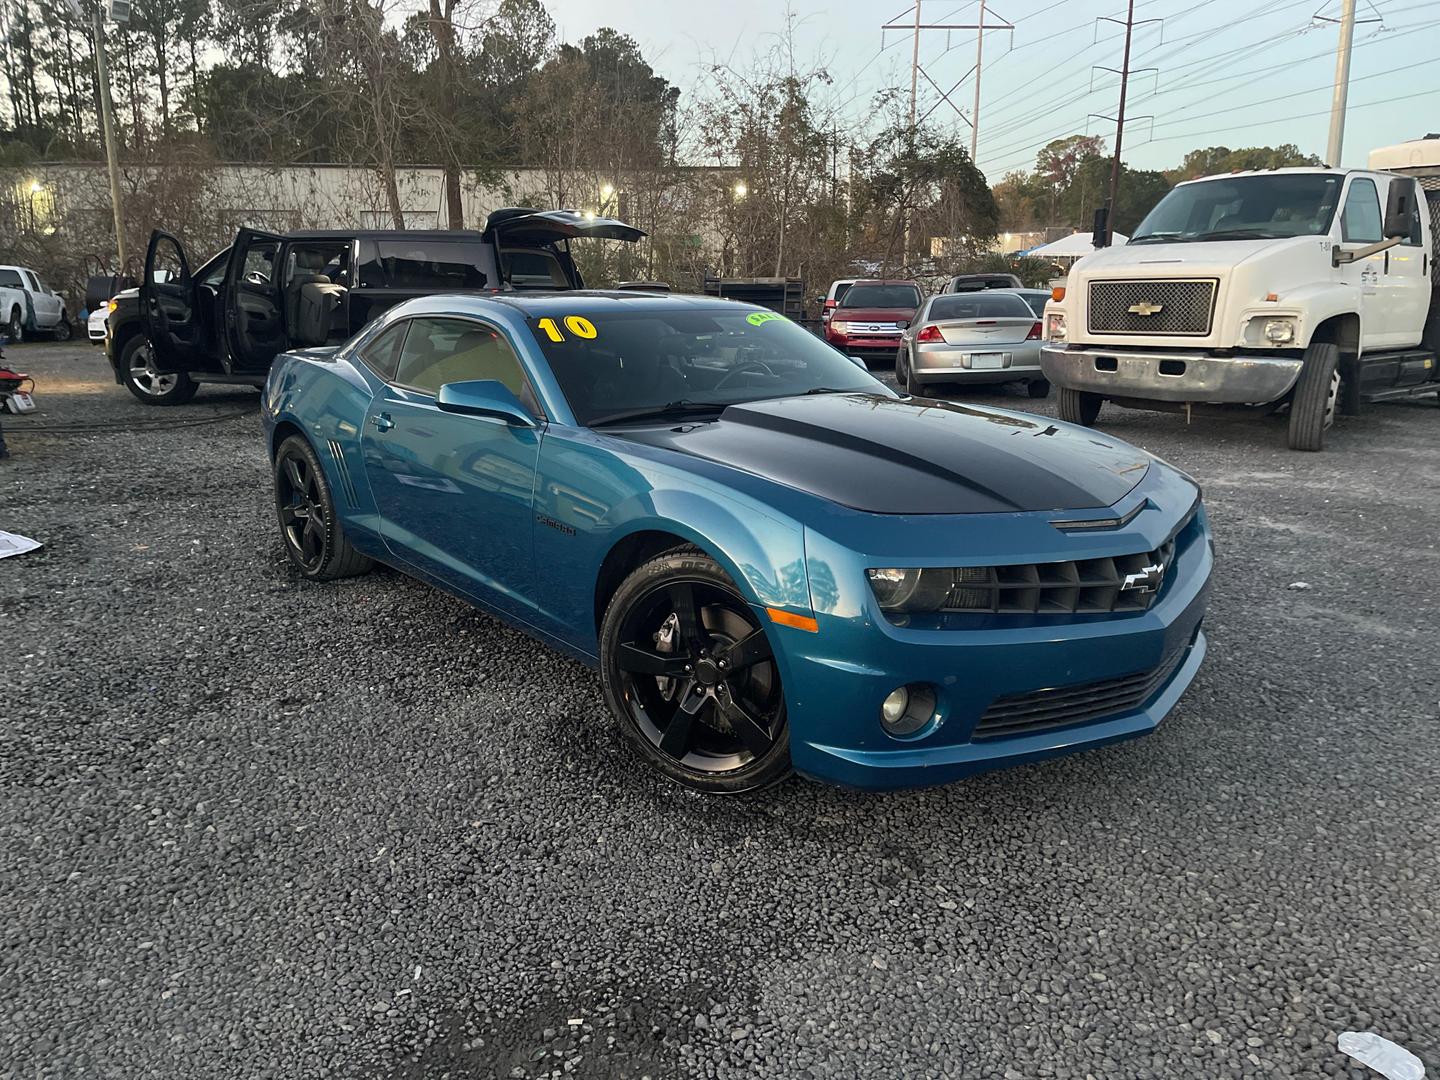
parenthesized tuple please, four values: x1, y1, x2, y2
(1025, 231, 1129, 258)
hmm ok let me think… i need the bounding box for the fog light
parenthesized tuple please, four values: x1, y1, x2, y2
(1263, 318, 1295, 344)
(881, 687, 910, 726)
(879, 683, 938, 737)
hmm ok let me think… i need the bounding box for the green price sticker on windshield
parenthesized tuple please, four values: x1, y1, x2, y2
(746, 311, 784, 326)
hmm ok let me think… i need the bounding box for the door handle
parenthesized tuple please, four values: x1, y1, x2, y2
(370, 413, 394, 432)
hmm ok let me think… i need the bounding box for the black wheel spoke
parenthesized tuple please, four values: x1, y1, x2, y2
(659, 684, 706, 757)
(719, 627, 771, 672)
(666, 582, 706, 651)
(718, 694, 774, 757)
(616, 642, 690, 677)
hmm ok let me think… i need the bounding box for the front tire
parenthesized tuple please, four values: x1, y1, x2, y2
(120, 336, 198, 406)
(52, 314, 72, 342)
(273, 435, 374, 580)
(1287, 341, 1340, 452)
(600, 548, 792, 794)
(1057, 386, 1102, 425)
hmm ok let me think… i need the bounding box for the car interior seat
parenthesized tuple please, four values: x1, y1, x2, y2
(289, 249, 347, 347)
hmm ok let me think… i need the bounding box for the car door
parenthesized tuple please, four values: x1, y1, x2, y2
(359, 315, 544, 617)
(23, 272, 60, 326)
(142, 231, 219, 374)
(223, 227, 287, 373)
(1335, 176, 1388, 350)
(1378, 175, 1431, 344)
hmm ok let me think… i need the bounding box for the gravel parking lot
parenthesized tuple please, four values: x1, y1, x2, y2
(3, 342, 1437, 1079)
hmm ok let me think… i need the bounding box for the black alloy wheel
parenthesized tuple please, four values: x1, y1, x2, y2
(601, 549, 791, 794)
(273, 435, 373, 581)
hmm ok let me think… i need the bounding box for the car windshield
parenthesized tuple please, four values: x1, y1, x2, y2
(839, 284, 919, 308)
(526, 306, 885, 426)
(927, 293, 1034, 320)
(1130, 173, 1343, 243)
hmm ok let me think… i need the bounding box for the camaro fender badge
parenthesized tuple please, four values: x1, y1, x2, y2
(1120, 562, 1167, 593)
(536, 513, 576, 536)
(1128, 302, 1165, 316)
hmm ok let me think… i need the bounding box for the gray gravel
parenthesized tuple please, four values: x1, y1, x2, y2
(3, 342, 1438, 1079)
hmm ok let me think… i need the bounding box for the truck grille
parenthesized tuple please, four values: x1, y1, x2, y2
(973, 640, 1189, 739)
(937, 540, 1175, 616)
(1422, 178, 1439, 285)
(1088, 279, 1217, 336)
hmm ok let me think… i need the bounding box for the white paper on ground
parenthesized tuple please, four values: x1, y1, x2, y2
(1338, 1032, 1426, 1080)
(0, 530, 41, 559)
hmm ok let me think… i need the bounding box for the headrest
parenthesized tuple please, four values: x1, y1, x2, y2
(294, 249, 329, 271)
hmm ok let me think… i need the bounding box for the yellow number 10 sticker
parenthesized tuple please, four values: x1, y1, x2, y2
(537, 316, 598, 342)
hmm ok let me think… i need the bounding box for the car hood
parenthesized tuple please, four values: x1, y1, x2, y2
(831, 307, 915, 324)
(611, 393, 1150, 515)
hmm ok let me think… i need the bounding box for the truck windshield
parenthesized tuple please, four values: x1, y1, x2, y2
(1130, 174, 1343, 244)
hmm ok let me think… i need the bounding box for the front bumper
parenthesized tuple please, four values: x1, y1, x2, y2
(912, 341, 1043, 383)
(777, 476, 1212, 791)
(1041, 344, 1303, 404)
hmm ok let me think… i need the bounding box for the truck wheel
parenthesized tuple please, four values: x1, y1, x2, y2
(1287, 341, 1340, 451)
(1057, 386, 1102, 426)
(52, 313, 72, 342)
(6, 307, 21, 343)
(120, 335, 198, 406)
(1026, 378, 1051, 399)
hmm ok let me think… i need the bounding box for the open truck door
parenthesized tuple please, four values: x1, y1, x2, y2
(223, 227, 287, 373)
(142, 231, 211, 374)
(482, 208, 644, 289)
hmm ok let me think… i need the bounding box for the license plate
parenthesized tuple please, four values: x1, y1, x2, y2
(5, 390, 35, 413)
(969, 353, 1004, 370)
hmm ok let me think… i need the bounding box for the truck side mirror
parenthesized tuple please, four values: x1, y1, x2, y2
(1092, 207, 1110, 249)
(1382, 180, 1414, 241)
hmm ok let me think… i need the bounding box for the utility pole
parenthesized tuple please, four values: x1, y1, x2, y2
(971, 0, 985, 158)
(909, 1, 922, 129)
(1105, 0, 1136, 244)
(90, 1, 128, 272)
(1325, 0, 1357, 165)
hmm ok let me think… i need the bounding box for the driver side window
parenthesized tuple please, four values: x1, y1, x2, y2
(1340, 178, 1382, 243)
(394, 317, 541, 417)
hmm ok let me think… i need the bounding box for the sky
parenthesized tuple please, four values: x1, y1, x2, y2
(540, 0, 1440, 179)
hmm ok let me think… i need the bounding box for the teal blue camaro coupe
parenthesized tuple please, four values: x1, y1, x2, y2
(262, 291, 1212, 793)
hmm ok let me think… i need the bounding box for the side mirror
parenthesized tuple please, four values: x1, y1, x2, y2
(1382, 180, 1414, 240)
(813, 296, 825, 304)
(436, 379, 537, 427)
(1092, 207, 1110, 249)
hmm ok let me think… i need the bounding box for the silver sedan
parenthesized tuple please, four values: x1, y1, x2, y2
(896, 291, 1049, 398)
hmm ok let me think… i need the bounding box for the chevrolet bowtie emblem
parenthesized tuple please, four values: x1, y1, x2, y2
(1128, 301, 1164, 316)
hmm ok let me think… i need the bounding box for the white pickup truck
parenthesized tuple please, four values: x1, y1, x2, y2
(1041, 137, 1439, 450)
(0, 264, 74, 342)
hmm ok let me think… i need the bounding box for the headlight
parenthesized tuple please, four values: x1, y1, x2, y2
(1263, 318, 1296, 344)
(1045, 313, 1067, 341)
(107, 300, 118, 314)
(830, 320, 850, 334)
(865, 567, 958, 612)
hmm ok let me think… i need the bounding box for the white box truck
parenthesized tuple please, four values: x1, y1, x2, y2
(1040, 136, 1440, 450)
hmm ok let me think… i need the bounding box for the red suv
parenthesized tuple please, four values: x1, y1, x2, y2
(823, 279, 921, 364)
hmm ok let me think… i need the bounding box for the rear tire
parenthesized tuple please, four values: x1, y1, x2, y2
(273, 435, 374, 581)
(1026, 378, 1051, 399)
(1287, 341, 1340, 452)
(7, 307, 21, 343)
(895, 347, 919, 395)
(120, 335, 198, 406)
(1057, 386, 1102, 426)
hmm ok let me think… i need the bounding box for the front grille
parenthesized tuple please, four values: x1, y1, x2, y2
(1423, 181, 1439, 284)
(937, 540, 1175, 616)
(1088, 279, 1217, 336)
(973, 641, 1189, 739)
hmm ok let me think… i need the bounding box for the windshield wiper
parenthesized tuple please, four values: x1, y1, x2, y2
(802, 386, 857, 395)
(1129, 232, 1184, 245)
(1190, 228, 1283, 241)
(587, 400, 730, 427)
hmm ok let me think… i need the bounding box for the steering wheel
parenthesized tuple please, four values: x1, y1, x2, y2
(715, 359, 776, 389)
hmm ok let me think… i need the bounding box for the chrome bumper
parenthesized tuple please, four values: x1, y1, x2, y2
(1041, 345, 1303, 404)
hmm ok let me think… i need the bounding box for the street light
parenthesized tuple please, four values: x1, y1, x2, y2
(733, 182, 748, 199)
(600, 183, 615, 200)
